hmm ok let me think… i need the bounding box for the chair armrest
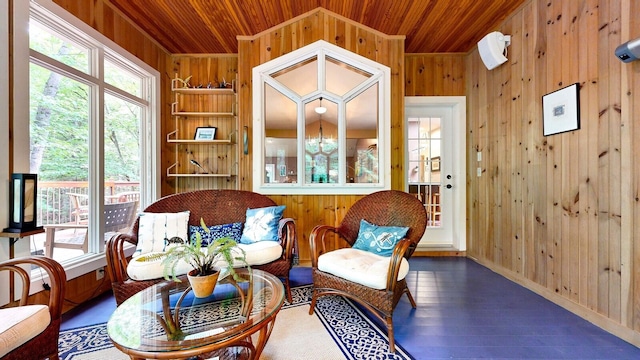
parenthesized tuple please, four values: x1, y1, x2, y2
(386, 238, 413, 291)
(308, 224, 342, 268)
(105, 233, 138, 284)
(0, 256, 66, 320)
(278, 217, 297, 263)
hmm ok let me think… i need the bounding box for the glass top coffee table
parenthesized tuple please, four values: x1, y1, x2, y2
(107, 269, 284, 360)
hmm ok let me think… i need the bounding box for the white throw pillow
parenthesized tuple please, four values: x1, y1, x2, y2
(134, 211, 190, 257)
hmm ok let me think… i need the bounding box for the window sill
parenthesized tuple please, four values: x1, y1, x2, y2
(28, 242, 136, 295)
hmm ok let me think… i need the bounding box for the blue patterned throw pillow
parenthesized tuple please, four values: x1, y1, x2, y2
(240, 205, 285, 244)
(189, 222, 243, 246)
(352, 219, 410, 257)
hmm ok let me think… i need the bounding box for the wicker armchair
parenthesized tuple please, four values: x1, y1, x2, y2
(106, 189, 297, 305)
(0, 256, 66, 360)
(308, 190, 427, 352)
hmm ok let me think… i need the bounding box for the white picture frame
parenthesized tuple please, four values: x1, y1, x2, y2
(542, 83, 580, 136)
(194, 127, 217, 140)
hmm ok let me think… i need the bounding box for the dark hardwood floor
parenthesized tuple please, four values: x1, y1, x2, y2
(61, 257, 640, 359)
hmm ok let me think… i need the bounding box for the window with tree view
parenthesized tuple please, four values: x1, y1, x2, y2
(28, 6, 155, 264)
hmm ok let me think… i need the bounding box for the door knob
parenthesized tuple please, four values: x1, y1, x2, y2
(446, 174, 452, 179)
(446, 184, 452, 189)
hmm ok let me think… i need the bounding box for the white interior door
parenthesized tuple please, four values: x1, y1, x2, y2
(405, 97, 466, 251)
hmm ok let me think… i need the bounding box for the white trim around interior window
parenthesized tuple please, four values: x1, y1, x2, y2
(252, 40, 391, 195)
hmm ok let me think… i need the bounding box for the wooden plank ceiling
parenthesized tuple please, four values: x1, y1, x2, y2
(105, 0, 526, 54)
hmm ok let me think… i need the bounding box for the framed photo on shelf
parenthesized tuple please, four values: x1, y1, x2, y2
(194, 127, 216, 140)
(542, 83, 580, 136)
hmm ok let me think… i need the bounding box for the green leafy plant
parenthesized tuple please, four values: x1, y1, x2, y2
(162, 218, 249, 282)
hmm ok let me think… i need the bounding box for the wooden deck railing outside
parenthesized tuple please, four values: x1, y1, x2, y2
(37, 181, 140, 226)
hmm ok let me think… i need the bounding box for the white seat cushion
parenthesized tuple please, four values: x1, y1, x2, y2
(127, 252, 192, 281)
(237, 241, 283, 266)
(0, 305, 50, 358)
(126, 242, 283, 281)
(317, 248, 409, 290)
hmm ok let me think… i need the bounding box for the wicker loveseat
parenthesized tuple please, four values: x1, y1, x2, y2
(106, 189, 297, 305)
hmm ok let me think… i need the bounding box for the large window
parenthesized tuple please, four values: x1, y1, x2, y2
(26, 3, 158, 265)
(252, 40, 390, 194)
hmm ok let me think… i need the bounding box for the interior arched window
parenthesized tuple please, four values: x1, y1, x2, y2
(252, 40, 390, 195)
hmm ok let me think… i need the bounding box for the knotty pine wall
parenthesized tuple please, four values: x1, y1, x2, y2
(237, 8, 407, 264)
(466, 0, 640, 345)
(43, 3, 468, 306)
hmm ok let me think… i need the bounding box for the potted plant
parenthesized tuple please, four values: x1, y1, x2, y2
(162, 218, 249, 298)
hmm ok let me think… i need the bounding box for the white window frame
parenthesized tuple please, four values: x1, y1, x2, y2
(11, 0, 160, 281)
(252, 40, 391, 195)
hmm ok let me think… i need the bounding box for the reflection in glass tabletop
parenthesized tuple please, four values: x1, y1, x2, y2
(107, 269, 284, 359)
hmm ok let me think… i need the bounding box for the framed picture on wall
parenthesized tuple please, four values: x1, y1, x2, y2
(542, 83, 580, 136)
(194, 127, 216, 140)
(431, 156, 440, 172)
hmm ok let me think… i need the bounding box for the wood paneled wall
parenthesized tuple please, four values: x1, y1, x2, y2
(467, 0, 640, 345)
(164, 12, 468, 263)
(405, 54, 467, 96)
(236, 8, 406, 262)
(52, 0, 168, 71)
(54, 3, 467, 268)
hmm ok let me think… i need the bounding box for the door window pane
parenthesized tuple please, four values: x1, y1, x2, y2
(407, 116, 442, 227)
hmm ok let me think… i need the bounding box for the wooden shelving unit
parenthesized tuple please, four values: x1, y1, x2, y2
(168, 75, 239, 191)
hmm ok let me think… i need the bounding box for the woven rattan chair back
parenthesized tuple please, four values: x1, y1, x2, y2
(130, 189, 277, 232)
(107, 189, 298, 305)
(336, 190, 428, 257)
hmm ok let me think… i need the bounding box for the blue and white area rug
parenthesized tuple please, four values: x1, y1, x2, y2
(58, 285, 412, 360)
